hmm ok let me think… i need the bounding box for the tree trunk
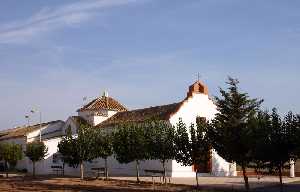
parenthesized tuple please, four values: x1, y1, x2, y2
(62, 162, 65, 176)
(135, 160, 140, 183)
(5, 161, 8, 178)
(196, 170, 199, 188)
(80, 161, 84, 180)
(242, 165, 250, 192)
(162, 160, 166, 184)
(279, 165, 283, 192)
(32, 161, 36, 177)
(105, 157, 108, 180)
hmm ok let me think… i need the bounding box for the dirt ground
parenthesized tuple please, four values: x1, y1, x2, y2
(0, 176, 192, 192)
(1, 175, 300, 192)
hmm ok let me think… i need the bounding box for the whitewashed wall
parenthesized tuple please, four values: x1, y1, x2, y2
(93, 110, 118, 126)
(23, 90, 235, 177)
(63, 118, 78, 135)
(27, 137, 61, 175)
(211, 150, 236, 176)
(78, 110, 117, 126)
(169, 92, 235, 177)
(77, 111, 93, 125)
(27, 121, 64, 142)
(295, 160, 300, 174)
(81, 156, 172, 177)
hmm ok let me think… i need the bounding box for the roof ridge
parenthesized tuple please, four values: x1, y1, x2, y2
(88, 97, 102, 109)
(121, 102, 181, 113)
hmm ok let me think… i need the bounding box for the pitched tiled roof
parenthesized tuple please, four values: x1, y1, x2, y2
(0, 120, 64, 140)
(77, 96, 127, 112)
(97, 102, 182, 128)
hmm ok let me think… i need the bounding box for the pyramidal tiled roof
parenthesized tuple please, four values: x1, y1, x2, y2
(77, 96, 127, 112)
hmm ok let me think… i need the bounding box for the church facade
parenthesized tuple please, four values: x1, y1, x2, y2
(0, 81, 237, 177)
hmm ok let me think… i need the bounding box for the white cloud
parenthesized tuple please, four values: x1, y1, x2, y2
(0, 0, 138, 44)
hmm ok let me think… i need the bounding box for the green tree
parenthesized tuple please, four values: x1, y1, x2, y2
(249, 109, 300, 192)
(174, 118, 211, 187)
(207, 77, 263, 191)
(296, 114, 300, 155)
(193, 119, 211, 187)
(24, 141, 48, 177)
(94, 129, 113, 180)
(174, 118, 191, 166)
(267, 109, 299, 191)
(147, 120, 176, 184)
(57, 134, 79, 175)
(248, 110, 272, 177)
(58, 123, 98, 180)
(0, 143, 22, 178)
(112, 123, 148, 183)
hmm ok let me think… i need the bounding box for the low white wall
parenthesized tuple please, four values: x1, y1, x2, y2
(211, 150, 236, 176)
(171, 160, 195, 177)
(81, 157, 172, 177)
(28, 136, 172, 177)
(27, 137, 61, 175)
(29, 138, 236, 177)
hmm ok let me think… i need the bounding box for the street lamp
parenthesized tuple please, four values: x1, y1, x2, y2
(30, 109, 42, 142)
(25, 115, 30, 127)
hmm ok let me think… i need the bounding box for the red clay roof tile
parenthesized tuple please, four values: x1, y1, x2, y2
(77, 96, 127, 112)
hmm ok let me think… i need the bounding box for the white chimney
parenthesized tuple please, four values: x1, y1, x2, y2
(103, 91, 108, 97)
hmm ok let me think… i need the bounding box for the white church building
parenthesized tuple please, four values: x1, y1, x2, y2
(0, 81, 238, 177)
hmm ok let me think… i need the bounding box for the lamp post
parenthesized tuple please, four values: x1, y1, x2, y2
(30, 109, 42, 142)
(25, 115, 30, 127)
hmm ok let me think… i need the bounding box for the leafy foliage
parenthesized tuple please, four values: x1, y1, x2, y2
(113, 123, 148, 163)
(251, 109, 300, 190)
(24, 141, 48, 176)
(192, 118, 211, 173)
(146, 120, 176, 183)
(206, 77, 263, 191)
(174, 118, 190, 166)
(58, 135, 80, 168)
(174, 118, 211, 187)
(58, 122, 99, 179)
(0, 143, 23, 169)
(0, 142, 22, 177)
(93, 129, 113, 179)
(248, 110, 272, 174)
(94, 129, 113, 161)
(112, 123, 148, 182)
(24, 141, 48, 162)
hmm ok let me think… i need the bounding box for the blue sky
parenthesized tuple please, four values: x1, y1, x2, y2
(0, 0, 299, 129)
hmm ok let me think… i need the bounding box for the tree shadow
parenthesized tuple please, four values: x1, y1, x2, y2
(0, 176, 191, 192)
